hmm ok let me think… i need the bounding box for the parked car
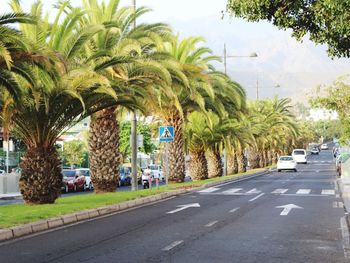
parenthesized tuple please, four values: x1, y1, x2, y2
(61, 169, 86, 193)
(119, 166, 132, 186)
(321, 143, 329, 150)
(292, 149, 307, 164)
(149, 164, 164, 182)
(0, 170, 5, 174)
(75, 168, 93, 191)
(277, 156, 297, 172)
(310, 147, 319, 155)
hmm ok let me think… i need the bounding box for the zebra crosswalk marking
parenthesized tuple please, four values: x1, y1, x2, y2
(296, 189, 311, 194)
(222, 188, 243, 194)
(321, 189, 335, 195)
(246, 188, 261, 194)
(271, 189, 288, 194)
(198, 187, 220, 193)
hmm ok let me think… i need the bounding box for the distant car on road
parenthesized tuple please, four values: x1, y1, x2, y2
(61, 169, 86, 193)
(321, 144, 329, 150)
(292, 149, 307, 164)
(310, 147, 319, 155)
(277, 156, 297, 172)
(119, 166, 132, 187)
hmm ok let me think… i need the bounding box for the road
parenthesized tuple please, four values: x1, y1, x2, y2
(0, 149, 348, 263)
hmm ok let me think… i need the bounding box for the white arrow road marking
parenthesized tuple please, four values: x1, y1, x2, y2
(271, 188, 288, 194)
(198, 187, 220, 193)
(276, 204, 303, 216)
(162, 240, 184, 251)
(166, 203, 200, 214)
(321, 189, 335, 195)
(229, 207, 240, 213)
(222, 188, 243, 194)
(249, 193, 265, 202)
(205, 220, 218, 227)
(246, 188, 261, 194)
(296, 189, 311, 194)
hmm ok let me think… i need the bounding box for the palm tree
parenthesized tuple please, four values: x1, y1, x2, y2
(80, 0, 175, 192)
(2, 1, 120, 204)
(156, 36, 219, 182)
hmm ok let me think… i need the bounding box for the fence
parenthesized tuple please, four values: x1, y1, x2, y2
(0, 151, 22, 172)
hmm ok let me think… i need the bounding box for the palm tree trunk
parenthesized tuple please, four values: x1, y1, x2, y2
(227, 152, 235, 175)
(258, 152, 264, 168)
(89, 107, 121, 193)
(263, 151, 268, 167)
(267, 150, 273, 166)
(249, 149, 260, 169)
(166, 112, 185, 183)
(190, 149, 208, 180)
(20, 146, 62, 204)
(207, 150, 222, 178)
(237, 149, 246, 173)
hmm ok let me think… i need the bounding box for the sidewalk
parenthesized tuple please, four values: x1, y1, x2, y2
(0, 193, 22, 200)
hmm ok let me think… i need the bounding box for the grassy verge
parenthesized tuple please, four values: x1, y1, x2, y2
(0, 168, 268, 228)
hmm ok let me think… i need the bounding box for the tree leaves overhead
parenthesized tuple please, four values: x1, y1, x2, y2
(226, 0, 350, 58)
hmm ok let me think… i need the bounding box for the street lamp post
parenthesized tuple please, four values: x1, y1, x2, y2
(222, 43, 258, 176)
(131, 0, 138, 191)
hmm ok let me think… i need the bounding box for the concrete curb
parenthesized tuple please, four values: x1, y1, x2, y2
(0, 169, 270, 243)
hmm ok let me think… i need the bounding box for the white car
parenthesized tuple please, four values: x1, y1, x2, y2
(321, 143, 329, 150)
(292, 149, 307, 164)
(149, 165, 164, 182)
(75, 168, 93, 191)
(277, 156, 297, 172)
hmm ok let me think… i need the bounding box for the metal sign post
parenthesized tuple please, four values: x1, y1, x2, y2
(159, 126, 174, 185)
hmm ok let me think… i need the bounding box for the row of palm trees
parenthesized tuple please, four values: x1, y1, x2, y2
(0, 0, 305, 205)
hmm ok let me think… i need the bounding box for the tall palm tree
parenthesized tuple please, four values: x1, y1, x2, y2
(81, 0, 175, 192)
(156, 36, 219, 182)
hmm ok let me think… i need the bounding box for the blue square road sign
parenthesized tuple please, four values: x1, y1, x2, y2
(159, 126, 174, 142)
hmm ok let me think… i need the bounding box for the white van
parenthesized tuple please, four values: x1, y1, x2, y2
(292, 149, 307, 164)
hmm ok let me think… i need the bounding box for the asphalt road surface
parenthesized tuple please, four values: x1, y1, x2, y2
(1, 149, 348, 263)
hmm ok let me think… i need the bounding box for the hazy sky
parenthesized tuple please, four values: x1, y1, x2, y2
(4, 0, 350, 101)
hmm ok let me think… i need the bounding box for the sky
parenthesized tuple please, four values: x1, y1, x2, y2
(4, 0, 350, 102)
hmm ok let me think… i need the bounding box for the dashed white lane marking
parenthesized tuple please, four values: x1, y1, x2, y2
(246, 188, 261, 194)
(296, 189, 311, 194)
(198, 187, 220, 193)
(333, 201, 338, 208)
(249, 193, 265, 202)
(271, 188, 288, 194)
(162, 240, 184, 251)
(229, 207, 240, 213)
(222, 188, 243, 194)
(205, 220, 218, 227)
(321, 189, 335, 195)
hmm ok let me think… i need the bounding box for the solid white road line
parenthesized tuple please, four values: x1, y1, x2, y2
(229, 207, 240, 213)
(205, 220, 218, 227)
(271, 188, 288, 194)
(162, 240, 184, 251)
(296, 189, 311, 194)
(198, 187, 220, 193)
(249, 193, 265, 202)
(321, 189, 335, 195)
(246, 188, 261, 194)
(222, 188, 243, 194)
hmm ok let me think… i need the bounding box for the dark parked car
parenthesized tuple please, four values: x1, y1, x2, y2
(61, 169, 86, 193)
(119, 167, 131, 187)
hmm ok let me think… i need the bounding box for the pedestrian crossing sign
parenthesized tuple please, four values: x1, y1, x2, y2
(159, 126, 174, 142)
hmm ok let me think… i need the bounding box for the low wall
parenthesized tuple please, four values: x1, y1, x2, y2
(0, 173, 20, 194)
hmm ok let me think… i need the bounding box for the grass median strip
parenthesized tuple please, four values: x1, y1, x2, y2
(0, 168, 267, 228)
